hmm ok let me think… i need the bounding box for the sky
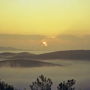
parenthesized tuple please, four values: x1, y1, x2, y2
(0, 0, 90, 51)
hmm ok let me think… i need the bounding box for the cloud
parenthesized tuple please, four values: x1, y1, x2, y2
(57, 34, 81, 41)
(0, 34, 90, 50)
(55, 34, 90, 50)
(83, 35, 90, 40)
(0, 34, 46, 40)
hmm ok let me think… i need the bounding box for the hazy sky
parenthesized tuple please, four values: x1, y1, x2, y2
(0, 0, 90, 51)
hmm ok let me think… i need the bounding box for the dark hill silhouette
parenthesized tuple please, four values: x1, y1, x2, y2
(36, 50, 90, 60)
(11, 52, 36, 59)
(0, 52, 36, 59)
(0, 52, 17, 59)
(0, 50, 90, 60)
(0, 59, 61, 67)
(0, 52, 16, 56)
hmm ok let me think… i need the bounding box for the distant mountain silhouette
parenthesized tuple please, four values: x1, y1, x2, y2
(11, 52, 36, 59)
(0, 50, 90, 60)
(0, 50, 90, 67)
(0, 52, 36, 59)
(36, 50, 90, 60)
(0, 52, 17, 59)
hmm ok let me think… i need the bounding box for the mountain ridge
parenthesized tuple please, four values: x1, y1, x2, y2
(0, 50, 90, 60)
(36, 50, 90, 60)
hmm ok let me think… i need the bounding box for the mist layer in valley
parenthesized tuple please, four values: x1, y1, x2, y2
(0, 50, 90, 67)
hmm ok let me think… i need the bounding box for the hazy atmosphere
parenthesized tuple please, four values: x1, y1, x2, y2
(0, 0, 90, 51)
(0, 0, 90, 90)
(0, 34, 90, 51)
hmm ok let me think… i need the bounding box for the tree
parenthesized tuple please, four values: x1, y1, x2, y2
(30, 75, 53, 90)
(0, 75, 76, 90)
(57, 79, 76, 90)
(0, 80, 15, 90)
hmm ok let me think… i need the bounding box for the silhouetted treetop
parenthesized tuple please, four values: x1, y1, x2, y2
(0, 80, 14, 90)
(30, 75, 53, 90)
(57, 79, 76, 90)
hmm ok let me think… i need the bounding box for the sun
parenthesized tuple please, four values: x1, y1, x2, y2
(42, 41, 48, 47)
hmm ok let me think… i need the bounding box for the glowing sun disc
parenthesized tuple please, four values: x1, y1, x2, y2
(42, 41, 48, 47)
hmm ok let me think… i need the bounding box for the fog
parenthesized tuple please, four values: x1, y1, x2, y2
(0, 59, 90, 90)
